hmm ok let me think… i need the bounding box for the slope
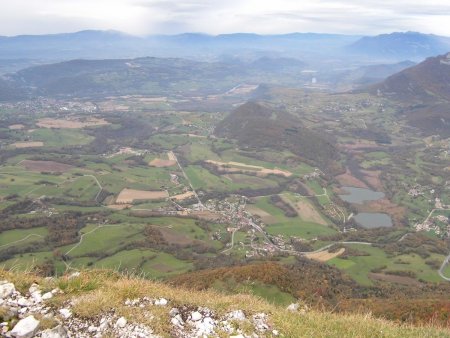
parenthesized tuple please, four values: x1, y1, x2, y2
(0, 268, 449, 337)
(214, 101, 338, 172)
(374, 53, 450, 102)
(371, 53, 450, 136)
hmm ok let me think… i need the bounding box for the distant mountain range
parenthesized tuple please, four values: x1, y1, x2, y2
(0, 30, 359, 63)
(347, 32, 450, 61)
(0, 30, 448, 65)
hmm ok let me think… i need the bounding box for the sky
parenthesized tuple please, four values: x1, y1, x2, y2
(0, 0, 450, 36)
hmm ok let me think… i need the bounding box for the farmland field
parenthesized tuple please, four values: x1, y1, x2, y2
(115, 189, 169, 204)
(0, 64, 449, 310)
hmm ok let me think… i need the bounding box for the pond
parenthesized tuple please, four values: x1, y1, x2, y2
(339, 186, 385, 204)
(353, 213, 393, 228)
(339, 186, 393, 228)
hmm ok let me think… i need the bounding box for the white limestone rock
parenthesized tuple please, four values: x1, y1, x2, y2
(40, 325, 68, 338)
(115, 317, 127, 328)
(154, 298, 168, 306)
(42, 292, 53, 300)
(0, 282, 16, 299)
(28, 284, 40, 295)
(10, 315, 40, 338)
(197, 316, 216, 336)
(226, 310, 246, 321)
(190, 311, 202, 322)
(31, 291, 42, 303)
(17, 298, 31, 307)
(171, 314, 184, 327)
(287, 303, 300, 312)
(59, 308, 72, 319)
(169, 308, 179, 317)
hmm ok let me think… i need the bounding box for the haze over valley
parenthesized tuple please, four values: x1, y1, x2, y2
(0, 1, 450, 337)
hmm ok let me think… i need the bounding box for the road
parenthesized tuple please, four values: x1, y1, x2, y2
(169, 151, 204, 209)
(418, 207, 450, 281)
(221, 229, 237, 253)
(83, 174, 103, 202)
(439, 254, 450, 281)
(423, 208, 450, 224)
(64, 223, 122, 256)
(246, 217, 450, 284)
(0, 234, 44, 249)
(439, 216, 450, 280)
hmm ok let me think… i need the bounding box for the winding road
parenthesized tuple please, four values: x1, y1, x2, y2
(0, 234, 44, 249)
(418, 207, 450, 281)
(221, 229, 237, 253)
(439, 255, 450, 281)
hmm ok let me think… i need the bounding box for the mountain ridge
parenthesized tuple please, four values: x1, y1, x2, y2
(348, 32, 450, 60)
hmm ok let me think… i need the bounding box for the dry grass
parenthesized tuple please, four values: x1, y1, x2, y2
(336, 169, 368, 188)
(35, 315, 59, 330)
(0, 269, 449, 337)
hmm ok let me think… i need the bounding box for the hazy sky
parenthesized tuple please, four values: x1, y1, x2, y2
(1, 0, 450, 36)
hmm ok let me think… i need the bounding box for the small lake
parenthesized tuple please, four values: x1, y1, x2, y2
(339, 186, 385, 204)
(339, 186, 393, 228)
(353, 213, 393, 228)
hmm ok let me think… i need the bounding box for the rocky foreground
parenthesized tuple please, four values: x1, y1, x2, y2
(0, 275, 283, 338)
(0, 269, 448, 338)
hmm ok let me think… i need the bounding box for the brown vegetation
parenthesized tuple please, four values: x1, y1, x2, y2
(21, 160, 73, 172)
(336, 169, 368, 188)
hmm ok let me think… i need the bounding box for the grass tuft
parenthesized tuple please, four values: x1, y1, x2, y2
(0, 268, 449, 337)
